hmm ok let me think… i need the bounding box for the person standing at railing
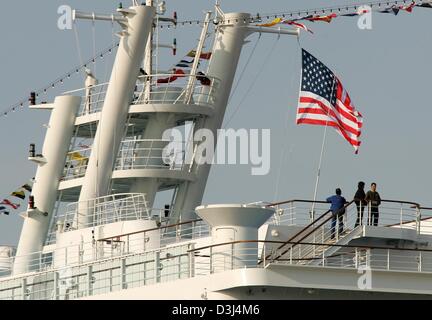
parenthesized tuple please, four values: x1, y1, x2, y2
(326, 188, 347, 239)
(196, 71, 211, 86)
(354, 181, 367, 227)
(365, 182, 381, 226)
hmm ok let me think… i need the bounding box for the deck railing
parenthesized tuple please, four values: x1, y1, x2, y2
(61, 139, 194, 181)
(63, 73, 221, 118)
(114, 139, 191, 171)
(64, 82, 109, 116)
(61, 148, 92, 181)
(133, 74, 220, 107)
(60, 193, 151, 232)
(265, 199, 423, 264)
(2, 239, 432, 300)
(3, 198, 432, 298)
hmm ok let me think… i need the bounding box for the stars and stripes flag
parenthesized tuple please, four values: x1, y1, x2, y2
(296, 49, 363, 153)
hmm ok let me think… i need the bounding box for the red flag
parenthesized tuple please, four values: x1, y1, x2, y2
(305, 13, 337, 23)
(399, 3, 415, 12)
(1, 199, 20, 210)
(186, 50, 212, 60)
(283, 20, 314, 34)
(157, 69, 186, 84)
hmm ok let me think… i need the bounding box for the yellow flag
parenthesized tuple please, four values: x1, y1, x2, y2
(70, 152, 85, 161)
(257, 17, 282, 27)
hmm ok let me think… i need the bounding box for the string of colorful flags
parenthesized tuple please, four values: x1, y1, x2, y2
(0, 42, 120, 120)
(0, 179, 34, 216)
(2, 1, 430, 118)
(256, 1, 431, 34)
(158, 0, 431, 29)
(156, 49, 212, 85)
(0, 45, 211, 118)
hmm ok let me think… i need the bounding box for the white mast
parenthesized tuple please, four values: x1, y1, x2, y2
(171, 11, 298, 223)
(76, 4, 156, 228)
(13, 96, 81, 274)
(127, 11, 214, 209)
(170, 12, 251, 223)
(126, 0, 167, 209)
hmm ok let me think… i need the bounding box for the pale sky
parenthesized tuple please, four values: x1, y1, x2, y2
(0, 0, 431, 245)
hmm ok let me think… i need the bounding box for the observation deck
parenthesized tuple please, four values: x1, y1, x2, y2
(2, 198, 432, 299)
(58, 138, 197, 202)
(67, 74, 220, 138)
(56, 74, 220, 202)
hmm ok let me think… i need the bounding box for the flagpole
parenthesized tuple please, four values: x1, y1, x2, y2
(310, 122, 329, 221)
(310, 77, 336, 221)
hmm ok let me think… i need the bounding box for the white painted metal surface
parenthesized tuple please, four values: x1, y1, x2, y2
(170, 13, 253, 223)
(196, 204, 274, 270)
(0, 247, 14, 273)
(171, 13, 298, 223)
(14, 95, 80, 275)
(77, 5, 156, 228)
(2, 1, 432, 301)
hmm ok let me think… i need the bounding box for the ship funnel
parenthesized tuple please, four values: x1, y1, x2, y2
(196, 204, 274, 272)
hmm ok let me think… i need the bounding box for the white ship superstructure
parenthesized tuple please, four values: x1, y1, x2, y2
(1, 1, 432, 300)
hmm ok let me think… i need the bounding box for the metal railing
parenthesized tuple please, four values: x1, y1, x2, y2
(3, 197, 431, 296)
(61, 139, 195, 181)
(61, 148, 92, 181)
(60, 193, 151, 232)
(268, 199, 330, 226)
(114, 139, 191, 171)
(63, 73, 220, 119)
(42, 198, 428, 268)
(98, 217, 210, 248)
(192, 239, 432, 275)
(268, 199, 421, 229)
(3, 238, 432, 300)
(132, 74, 220, 107)
(266, 199, 423, 264)
(31, 218, 209, 276)
(41, 198, 430, 271)
(64, 82, 109, 116)
(264, 240, 432, 273)
(2, 238, 432, 300)
(6, 220, 204, 279)
(0, 243, 193, 300)
(4, 204, 432, 300)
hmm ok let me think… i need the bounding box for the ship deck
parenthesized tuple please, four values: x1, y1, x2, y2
(1, 198, 432, 299)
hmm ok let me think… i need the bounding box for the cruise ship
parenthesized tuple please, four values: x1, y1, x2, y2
(1, 0, 432, 300)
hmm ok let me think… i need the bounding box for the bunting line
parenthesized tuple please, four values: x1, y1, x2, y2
(157, 0, 431, 28)
(0, 178, 34, 217)
(0, 42, 119, 120)
(3, 1, 430, 119)
(157, 50, 212, 85)
(253, 1, 430, 34)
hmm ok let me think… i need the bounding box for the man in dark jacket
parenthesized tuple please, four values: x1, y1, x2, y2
(365, 182, 381, 226)
(326, 188, 347, 239)
(354, 181, 367, 227)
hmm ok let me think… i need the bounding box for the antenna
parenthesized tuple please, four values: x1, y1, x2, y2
(215, 1, 225, 19)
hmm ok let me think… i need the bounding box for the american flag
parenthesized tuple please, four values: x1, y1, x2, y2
(296, 49, 363, 153)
